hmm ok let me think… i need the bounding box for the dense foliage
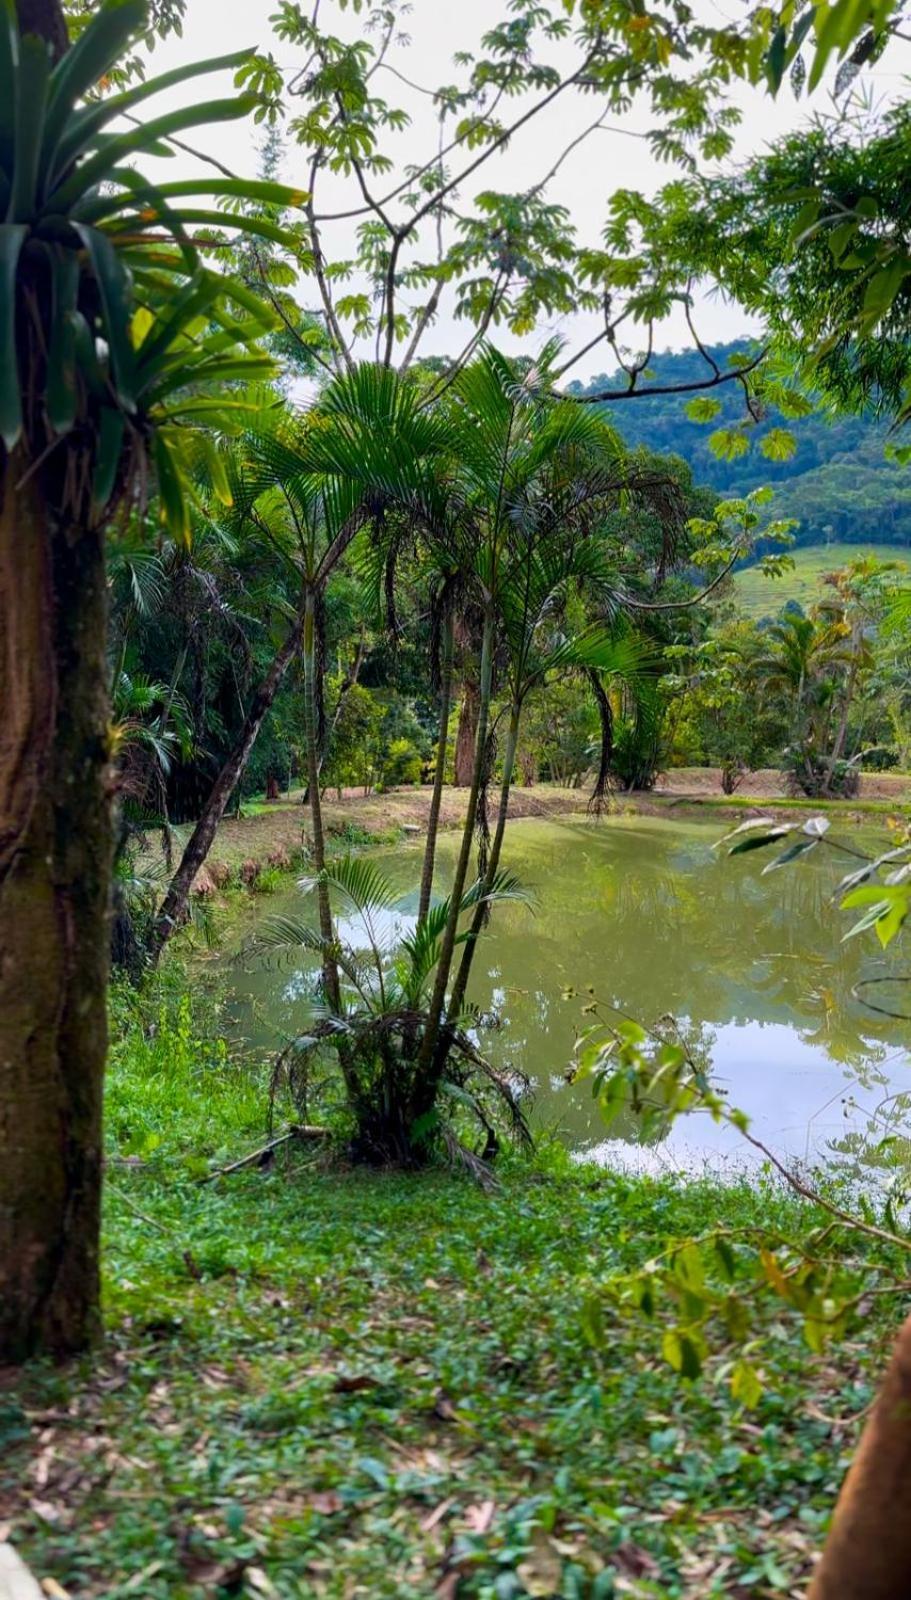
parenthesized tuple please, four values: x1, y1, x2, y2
(570, 343, 911, 550)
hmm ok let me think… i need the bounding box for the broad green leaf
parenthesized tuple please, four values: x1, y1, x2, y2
(10, 33, 50, 221)
(729, 826, 792, 856)
(861, 259, 909, 328)
(40, 0, 146, 187)
(662, 1328, 702, 1380)
(731, 1359, 763, 1409)
(684, 396, 722, 423)
(0, 0, 17, 179)
(758, 427, 797, 463)
(153, 431, 191, 545)
(0, 222, 26, 447)
(53, 96, 261, 210)
(50, 49, 254, 181)
(46, 249, 80, 433)
(713, 816, 778, 848)
(761, 837, 820, 874)
(73, 223, 137, 410)
(92, 405, 126, 511)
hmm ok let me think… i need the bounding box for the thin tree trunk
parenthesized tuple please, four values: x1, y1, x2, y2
(148, 610, 304, 963)
(418, 613, 455, 926)
(808, 1310, 911, 1599)
(0, 465, 112, 1361)
(16, 0, 68, 56)
(301, 628, 366, 804)
(447, 699, 520, 1021)
(415, 610, 494, 1087)
(454, 675, 479, 786)
(826, 637, 860, 790)
(302, 587, 341, 1014)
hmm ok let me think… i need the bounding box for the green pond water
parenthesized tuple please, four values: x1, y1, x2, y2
(224, 814, 911, 1173)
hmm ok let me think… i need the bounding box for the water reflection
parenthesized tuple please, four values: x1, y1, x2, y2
(224, 815, 911, 1171)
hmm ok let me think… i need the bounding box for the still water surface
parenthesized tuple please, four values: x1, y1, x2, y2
(225, 815, 911, 1173)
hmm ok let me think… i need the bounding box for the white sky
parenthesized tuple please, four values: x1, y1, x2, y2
(141, 0, 911, 380)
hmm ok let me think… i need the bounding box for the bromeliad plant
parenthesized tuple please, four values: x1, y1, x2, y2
(0, 0, 308, 1362)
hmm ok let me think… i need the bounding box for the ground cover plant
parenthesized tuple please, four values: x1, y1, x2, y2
(0, 978, 896, 1600)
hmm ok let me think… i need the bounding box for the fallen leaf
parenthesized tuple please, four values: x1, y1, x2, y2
(332, 1374, 378, 1394)
(421, 1498, 455, 1533)
(433, 1392, 457, 1422)
(180, 1555, 248, 1592)
(463, 1500, 495, 1535)
(613, 1543, 662, 1580)
(41, 1581, 71, 1599)
(29, 1501, 67, 1528)
(308, 1492, 343, 1516)
(517, 1529, 563, 1596)
(247, 1569, 279, 1596)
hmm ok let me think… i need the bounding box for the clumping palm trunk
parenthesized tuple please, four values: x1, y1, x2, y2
(413, 611, 495, 1104)
(302, 588, 341, 1013)
(148, 611, 305, 964)
(447, 698, 521, 1021)
(417, 613, 455, 925)
(454, 674, 479, 786)
(0, 463, 112, 1361)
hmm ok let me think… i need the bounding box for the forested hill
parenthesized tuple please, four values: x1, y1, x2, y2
(568, 341, 911, 549)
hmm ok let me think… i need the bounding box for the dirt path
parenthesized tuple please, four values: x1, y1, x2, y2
(154, 769, 911, 887)
(180, 784, 593, 873)
(653, 766, 911, 803)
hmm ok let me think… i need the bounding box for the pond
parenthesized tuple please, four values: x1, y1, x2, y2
(223, 814, 911, 1173)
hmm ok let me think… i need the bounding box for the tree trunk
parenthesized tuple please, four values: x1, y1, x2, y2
(0, 464, 112, 1361)
(415, 610, 494, 1089)
(454, 676, 479, 787)
(418, 613, 454, 926)
(302, 588, 341, 1015)
(148, 612, 304, 963)
(16, 0, 68, 57)
(808, 1310, 911, 1599)
(448, 699, 520, 1021)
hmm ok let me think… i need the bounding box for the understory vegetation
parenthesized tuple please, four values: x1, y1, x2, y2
(0, 980, 895, 1600)
(5, 0, 911, 1592)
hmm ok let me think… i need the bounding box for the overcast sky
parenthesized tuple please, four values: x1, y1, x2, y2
(143, 0, 911, 380)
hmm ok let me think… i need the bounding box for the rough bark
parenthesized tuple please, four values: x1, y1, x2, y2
(454, 677, 479, 787)
(16, 0, 69, 58)
(148, 613, 304, 963)
(0, 470, 112, 1361)
(808, 1310, 911, 1599)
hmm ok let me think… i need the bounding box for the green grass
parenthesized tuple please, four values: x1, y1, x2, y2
(654, 790, 909, 817)
(0, 979, 893, 1598)
(735, 543, 908, 618)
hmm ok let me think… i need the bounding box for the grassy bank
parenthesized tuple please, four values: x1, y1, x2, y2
(0, 982, 891, 1599)
(734, 544, 909, 618)
(153, 777, 911, 913)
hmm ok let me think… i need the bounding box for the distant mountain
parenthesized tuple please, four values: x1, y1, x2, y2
(568, 341, 911, 550)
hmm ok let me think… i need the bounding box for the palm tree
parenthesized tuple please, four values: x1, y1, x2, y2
(755, 609, 857, 795)
(244, 347, 670, 1165)
(411, 349, 667, 1104)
